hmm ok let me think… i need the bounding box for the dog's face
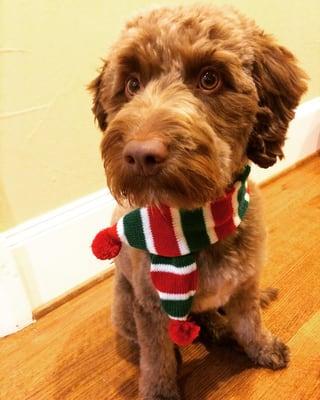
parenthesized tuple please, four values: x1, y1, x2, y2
(89, 6, 307, 209)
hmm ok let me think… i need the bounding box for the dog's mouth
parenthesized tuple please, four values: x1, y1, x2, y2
(106, 160, 226, 210)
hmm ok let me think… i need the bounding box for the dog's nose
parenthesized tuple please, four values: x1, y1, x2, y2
(123, 139, 168, 175)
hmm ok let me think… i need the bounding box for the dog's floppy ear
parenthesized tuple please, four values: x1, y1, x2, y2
(247, 35, 308, 168)
(88, 65, 108, 132)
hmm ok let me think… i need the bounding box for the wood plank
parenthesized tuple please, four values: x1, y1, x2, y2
(259, 312, 320, 400)
(179, 247, 320, 399)
(259, 150, 320, 189)
(0, 154, 319, 400)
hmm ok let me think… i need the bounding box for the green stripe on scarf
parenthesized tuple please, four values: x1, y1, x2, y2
(237, 165, 250, 220)
(240, 165, 251, 183)
(161, 298, 193, 318)
(123, 209, 147, 250)
(238, 194, 249, 219)
(237, 183, 246, 219)
(151, 253, 195, 267)
(180, 208, 210, 252)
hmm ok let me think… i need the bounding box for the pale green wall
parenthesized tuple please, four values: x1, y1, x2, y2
(213, 0, 320, 100)
(1, 0, 319, 229)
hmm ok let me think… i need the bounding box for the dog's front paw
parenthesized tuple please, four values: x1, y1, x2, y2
(141, 383, 181, 400)
(143, 391, 181, 400)
(249, 336, 290, 370)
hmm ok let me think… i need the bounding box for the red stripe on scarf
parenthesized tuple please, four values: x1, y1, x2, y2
(150, 270, 198, 294)
(211, 188, 235, 225)
(211, 188, 236, 239)
(214, 217, 236, 240)
(148, 205, 181, 257)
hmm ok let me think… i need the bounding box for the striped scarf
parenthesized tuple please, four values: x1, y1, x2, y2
(92, 165, 251, 346)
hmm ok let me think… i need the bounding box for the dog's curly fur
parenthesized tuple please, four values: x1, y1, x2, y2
(89, 5, 307, 399)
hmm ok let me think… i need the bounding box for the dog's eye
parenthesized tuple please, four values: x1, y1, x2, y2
(125, 76, 141, 98)
(198, 68, 221, 92)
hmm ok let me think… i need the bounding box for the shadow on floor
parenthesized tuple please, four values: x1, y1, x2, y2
(179, 343, 254, 399)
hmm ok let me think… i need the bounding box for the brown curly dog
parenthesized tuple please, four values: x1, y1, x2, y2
(89, 5, 307, 399)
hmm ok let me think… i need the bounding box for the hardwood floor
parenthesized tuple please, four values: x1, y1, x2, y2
(1, 155, 319, 400)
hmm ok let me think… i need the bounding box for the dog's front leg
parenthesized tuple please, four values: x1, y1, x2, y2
(112, 268, 138, 343)
(225, 279, 289, 370)
(134, 302, 180, 400)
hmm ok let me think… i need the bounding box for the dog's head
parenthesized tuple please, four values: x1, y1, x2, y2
(89, 5, 307, 209)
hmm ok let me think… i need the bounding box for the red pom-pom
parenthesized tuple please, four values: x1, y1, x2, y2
(168, 319, 200, 346)
(91, 227, 121, 260)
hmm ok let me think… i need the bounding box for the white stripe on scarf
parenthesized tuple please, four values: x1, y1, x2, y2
(116, 217, 129, 245)
(140, 207, 156, 254)
(151, 262, 197, 275)
(202, 202, 218, 244)
(170, 208, 190, 255)
(232, 181, 241, 227)
(157, 290, 196, 300)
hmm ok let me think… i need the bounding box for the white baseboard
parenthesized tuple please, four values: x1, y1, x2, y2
(0, 235, 33, 337)
(1, 97, 319, 337)
(3, 190, 116, 319)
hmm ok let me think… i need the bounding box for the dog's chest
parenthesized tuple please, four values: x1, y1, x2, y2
(191, 244, 252, 313)
(191, 268, 238, 313)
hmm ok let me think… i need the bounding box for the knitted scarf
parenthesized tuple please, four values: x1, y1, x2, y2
(92, 165, 251, 346)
